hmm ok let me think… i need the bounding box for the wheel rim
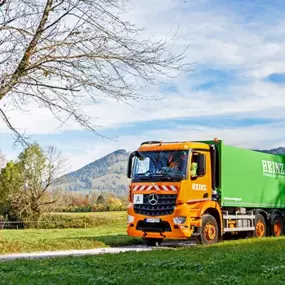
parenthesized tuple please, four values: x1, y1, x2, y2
(204, 222, 216, 241)
(256, 220, 265, 237)
(273, 220, 282, 237)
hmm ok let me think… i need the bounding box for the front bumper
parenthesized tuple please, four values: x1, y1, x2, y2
(127, 204, 200, 239)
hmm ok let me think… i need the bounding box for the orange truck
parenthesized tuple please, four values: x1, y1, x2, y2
(126, 139, 285, 245)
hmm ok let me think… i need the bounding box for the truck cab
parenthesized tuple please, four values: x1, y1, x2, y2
(126, 140, 222, 245)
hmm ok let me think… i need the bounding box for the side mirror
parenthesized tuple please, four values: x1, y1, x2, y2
(127, 151, 143, 178)
(127, 152, 134, 178)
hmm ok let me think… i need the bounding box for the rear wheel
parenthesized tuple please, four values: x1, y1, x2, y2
(199, 214, 219, 245)
(270, 214, 283, 237)
(142, 238, 163, 246)
(253, 214, 267, 238)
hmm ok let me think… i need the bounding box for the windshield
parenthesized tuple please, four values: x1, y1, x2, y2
(132, 150, 188, 182)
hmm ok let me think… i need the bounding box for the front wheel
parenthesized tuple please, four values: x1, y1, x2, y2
(199, 214, 219, 245)
(142, 238, 163, 246)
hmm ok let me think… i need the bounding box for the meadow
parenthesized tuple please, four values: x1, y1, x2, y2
(0, 211, 140, 254)
(1, 236, 285, 284)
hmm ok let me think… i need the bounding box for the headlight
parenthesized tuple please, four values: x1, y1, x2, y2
(127, 215, 134, 224)
(173, 216, 186, 225)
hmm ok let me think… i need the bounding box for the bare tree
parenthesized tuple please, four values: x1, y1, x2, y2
(0, 0, 191, 144)
(8, 143, 67, 220)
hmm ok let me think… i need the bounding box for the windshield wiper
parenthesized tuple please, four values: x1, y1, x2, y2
(162, 174, 179, 181)
(152, 173, 179, 181)
(134, 173, 153, 180)
(134, 173, 181, 182)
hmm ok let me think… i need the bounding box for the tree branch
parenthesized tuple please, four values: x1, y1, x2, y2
(0, 0, 7, 8)
(0, 0, 54, 100)
(0, 0, 192, 145)
(0, 107, 29, 146)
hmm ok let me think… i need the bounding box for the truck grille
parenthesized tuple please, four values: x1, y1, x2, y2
(136, 220, 172, 232)
(134, 194, 177, 216)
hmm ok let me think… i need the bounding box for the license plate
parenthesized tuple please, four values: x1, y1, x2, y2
(133, 194, 143, 204)
(145, 218, 160, 223)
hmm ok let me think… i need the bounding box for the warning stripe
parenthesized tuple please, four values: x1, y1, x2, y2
(132, 185, 178, 192)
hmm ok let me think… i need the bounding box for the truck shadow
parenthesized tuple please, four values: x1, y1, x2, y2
(62, 234, 142, 247)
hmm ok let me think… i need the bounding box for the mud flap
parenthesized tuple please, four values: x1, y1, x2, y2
(190, 226, 201, 237)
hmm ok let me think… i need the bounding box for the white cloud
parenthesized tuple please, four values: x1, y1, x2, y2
(2, 0, 285, 170)
(2, 77, 285, 135)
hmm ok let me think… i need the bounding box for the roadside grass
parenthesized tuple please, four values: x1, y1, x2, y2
(0, 211, 141, 254)
(1, 237, 285, 284)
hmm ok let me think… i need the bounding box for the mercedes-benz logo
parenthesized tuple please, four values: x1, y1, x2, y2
(148, 193, 158, 205)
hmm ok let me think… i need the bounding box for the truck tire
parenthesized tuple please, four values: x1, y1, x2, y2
(253, 214, 266, 238)
(199, 214, 219, 245)
(270, 214, 283, 237)
(142, 238, 163, 246)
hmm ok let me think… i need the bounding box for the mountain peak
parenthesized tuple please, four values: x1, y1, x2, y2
(254, 147, 285, 155)
(113, 149, 127, 155)
(54, 149, 129, 194)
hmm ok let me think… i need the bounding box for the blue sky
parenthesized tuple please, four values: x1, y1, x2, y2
(1, 0, 285, 172)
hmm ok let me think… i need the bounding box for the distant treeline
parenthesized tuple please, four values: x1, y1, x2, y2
(46, 191, 128, 213)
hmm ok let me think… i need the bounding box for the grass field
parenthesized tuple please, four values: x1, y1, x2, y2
(1, 237, 285, 284)
(0, 211, 141, 254)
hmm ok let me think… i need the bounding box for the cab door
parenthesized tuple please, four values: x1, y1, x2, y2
(187, 150, 211, 202)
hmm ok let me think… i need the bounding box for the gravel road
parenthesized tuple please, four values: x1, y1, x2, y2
(0, 240, 196, 262)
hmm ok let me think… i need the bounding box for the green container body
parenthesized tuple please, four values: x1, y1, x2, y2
(200, 140, 285, 209)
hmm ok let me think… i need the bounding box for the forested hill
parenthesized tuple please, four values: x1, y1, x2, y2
(54, 149, 129, 194)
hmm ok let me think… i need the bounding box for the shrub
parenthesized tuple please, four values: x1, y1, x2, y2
(27, 213, 125, 229)
(0, 215, 5, 229)
(92, 203, 106, 212)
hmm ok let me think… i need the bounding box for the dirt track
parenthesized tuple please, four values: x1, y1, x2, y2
(0, 241, 196, 261)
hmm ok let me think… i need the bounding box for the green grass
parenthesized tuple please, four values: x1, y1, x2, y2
(0, 211, 140, 254)
(1, 237, 285, 284)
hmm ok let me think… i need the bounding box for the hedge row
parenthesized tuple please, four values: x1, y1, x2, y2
(24, 213, 126, 229)
(56, 204, 128, 213)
